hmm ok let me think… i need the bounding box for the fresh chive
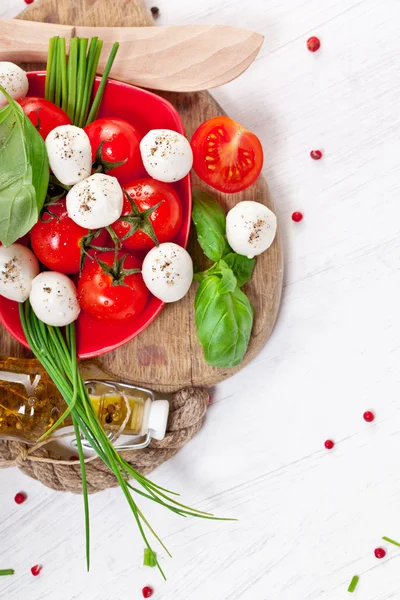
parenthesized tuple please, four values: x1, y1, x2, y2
(144, 548, 157, 567)
(0, 570, 14, 577)
(382, 536, 400, 548)
(74, 38, 89, 126)
(77, 37, 99, 128)
(55, 38, 63, 107)
(59, 38, 68, 113)
(67, 37, 79, 122)
(347, 575, 359, 593)
(45, 36, 57, 101)
(86, 42, 119, 125)
(48, 37, 59, 104)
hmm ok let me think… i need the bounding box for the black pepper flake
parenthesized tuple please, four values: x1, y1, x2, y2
(151, 6, 160, 17)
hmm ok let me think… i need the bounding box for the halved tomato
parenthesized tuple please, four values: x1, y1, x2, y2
(191, 116, 263, 193)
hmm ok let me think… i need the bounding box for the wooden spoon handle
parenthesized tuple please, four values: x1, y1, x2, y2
(0, 19, 263, 92)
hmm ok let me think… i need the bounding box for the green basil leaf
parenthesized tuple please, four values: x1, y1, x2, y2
(223, 252, 256, 287)
(0, 88, 49, 246)
(192, 188, 230, 262)
(195, 276, 254, 368)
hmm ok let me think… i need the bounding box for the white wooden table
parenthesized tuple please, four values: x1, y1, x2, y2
(2, 0, 400, 598)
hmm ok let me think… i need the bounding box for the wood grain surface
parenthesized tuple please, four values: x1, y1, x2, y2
(0, 18, 263, 92)
(0, 0, 283, 392)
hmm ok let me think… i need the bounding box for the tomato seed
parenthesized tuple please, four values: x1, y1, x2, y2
(307, 36, 321, 52)
(363, 411, 375, 422)
(292, 212, 303, 222)
(374, 547, 386, 559)
(31, 565, 42, 577)
(310, 149, 323, 160)
(14, 492, 26, 505)
(324, 440, 334, 450)
(142, 586, 153, 598)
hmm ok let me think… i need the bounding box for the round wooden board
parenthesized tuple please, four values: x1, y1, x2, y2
(1, 0, 283, 392)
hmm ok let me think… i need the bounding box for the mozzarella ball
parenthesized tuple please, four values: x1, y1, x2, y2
(142, 243, 193, 303)
(45, 125, 92, 186)
(0, 244, 39, 302)
(140, 129, 193, 182)
(66, 173, 123, 229)
(29, 272, 80, 327)
(226, 201, 277, 258)
(0, 62, 29, 108)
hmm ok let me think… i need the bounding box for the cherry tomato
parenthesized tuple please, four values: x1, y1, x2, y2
(78, 251, 148, 321)
(191, 116, 264, 193)
(111, 179, 182, 251)
(84, 118, 145, 184)
(30, 200, 107, 274)
(18, 97, 71, 140)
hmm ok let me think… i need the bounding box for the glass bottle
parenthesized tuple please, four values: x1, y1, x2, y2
(0, 357, 168, 446)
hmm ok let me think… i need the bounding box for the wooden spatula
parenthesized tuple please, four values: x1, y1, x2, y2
(0, 19, 263, 92)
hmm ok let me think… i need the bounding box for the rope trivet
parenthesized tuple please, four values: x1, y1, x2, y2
(0, 387, 209, 494)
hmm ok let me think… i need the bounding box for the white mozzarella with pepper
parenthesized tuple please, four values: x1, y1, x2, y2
(29, 272, 80, 327)
(140, 129, 193, 182)
(226, 201, 277, 258)
(0, 244, 39, 303)
(45, 125, 92, 186)
(142, 242, 193, 303)
(66, 173, 123, 229)
(0, 62, 29, 108)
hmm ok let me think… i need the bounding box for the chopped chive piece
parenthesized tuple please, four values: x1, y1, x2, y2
(347, 575, 359, 593)
(144, 548, 157, 567)
(0, 570, 14, 577)
(86, 42, 119, 125)
(382, 536, 400, 548)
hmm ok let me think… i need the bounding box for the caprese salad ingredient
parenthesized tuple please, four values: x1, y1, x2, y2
(66, 173, 123, 229)
(192, 188, 230, 262)
(226, 201, 277, 258)
(140, 129, 193, 182)
(192, 189, 255, 368)
(78, 251, 148, 321)
(30, 199, 106, 275)
(112, 179, 182, 250)
(19, 97, 72, 140)
(85, 117, 145, 183)
(0, 88, 49, 247)
(29, 271, 80, 327)
(0, 62, 29, 108)
(142, 242, 193, 303)
(0, 243, 39, 302)
(45, 125, 92, 186)
(191, 116, 263, 193)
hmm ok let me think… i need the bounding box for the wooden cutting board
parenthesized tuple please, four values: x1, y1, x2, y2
(0, 0, 283, 392)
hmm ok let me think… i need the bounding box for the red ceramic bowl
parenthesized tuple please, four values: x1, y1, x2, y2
(0, 72, 192, 358)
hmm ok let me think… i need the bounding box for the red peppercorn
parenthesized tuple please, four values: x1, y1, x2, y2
(363, 411, 375, 422)
(14, 492, 26, 505)
(292, 211, 303, 223)
(324, 440, 334, 450)
(31, 565, 42, 577)
(24, 0, 35, 4)
(374, 547, 386, 559)
(310, 149, 323, 160)
(69, 455, 79, 461)
(142, 587, 153, 598)
(307, 36, 321, 52)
